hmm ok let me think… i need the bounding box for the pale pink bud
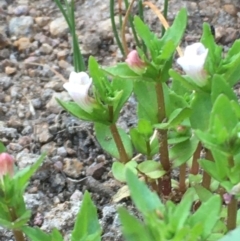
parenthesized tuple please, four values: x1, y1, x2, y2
(223, 193, 232, 205)
(0, 153, 14, 178)
(177, 43, 208, 87)
(125, 50, 146, 75)
(63, 71, 96, 113)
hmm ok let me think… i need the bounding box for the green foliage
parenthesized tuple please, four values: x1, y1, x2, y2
(119, 170, 225, 241)
(95, 123, 133, 160)
(71, 191, 101, 241)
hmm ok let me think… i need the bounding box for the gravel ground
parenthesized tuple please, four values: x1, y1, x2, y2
(0, 0, 239, 240)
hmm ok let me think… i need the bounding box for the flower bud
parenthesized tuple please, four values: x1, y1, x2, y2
(177, 42, 208, 87)
(125, 50, 146, 75)
(0, 153, 14, 178)
(63, 71, 96, 113)
(223, 193, 232, 205)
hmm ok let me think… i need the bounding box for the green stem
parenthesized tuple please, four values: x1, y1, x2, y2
(161, 0, 169, 36)
(8, 207, 25, 241)
(202, 149, 213, 191)
(155, 82, 171, 196)
(190, 142, 201, 175)
(227, 196, 238, 231)
(110, 0, 125, 56)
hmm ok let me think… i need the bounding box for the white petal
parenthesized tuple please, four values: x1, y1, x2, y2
(63, 82, 93, 112)
(184, 42, 207, 58)
(176, 42, 208, 87)
(69, 71, 92, 86)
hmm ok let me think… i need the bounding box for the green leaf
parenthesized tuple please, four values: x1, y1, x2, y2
(211, 75, 237, 103)
(57, 99, 109, 124)
(169, 69, 199, 91)
(137, 119, 153, 138)
(112, 161, 138, 183)
(188, 195, 221, 240)
(170, 189, 194, 231)
(112, 77, 133, 121)
(104, 63, 139, 79)
(170, 137, 199, 168)
(134, 81, 158, 124)
(155, 108, 191, 129)
(71, 191, 101, 241)
(88, 56, 110, 100)
(199, 159, 219, 182)
(218, 227, 240, 241)
(51, 229, 64, 241)
(211, 150, 228, 180)
(22, 226, 52, 241)
(161, 8, 187, 48)
(95, 123, 133, 160)
(13, 153, 46, 191)
(130, 128, 149, 155)
(118, 207, 153, 241)
(210, 94, 238, 138)
(201, 23, 222, 75)
(137, 161, 166, 179)
(190, 92, 212, 131)
(133, 16, 158, 52)
(112, 162, 125, 182)
(0, 142, 6, 153)
(125, 169, 163, 213)
(194, 185, 213, 202)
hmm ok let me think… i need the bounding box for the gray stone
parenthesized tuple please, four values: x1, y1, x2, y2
(9, 16, 34, 37)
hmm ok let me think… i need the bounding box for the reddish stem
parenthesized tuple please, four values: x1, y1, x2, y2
(190, 142, 201, 175)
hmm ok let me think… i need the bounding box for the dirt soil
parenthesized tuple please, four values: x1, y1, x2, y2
(0, 0, 240, 240)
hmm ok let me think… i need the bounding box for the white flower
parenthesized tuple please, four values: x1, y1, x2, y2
(177, 42, 208, 87)
(63, 71, 95, 113)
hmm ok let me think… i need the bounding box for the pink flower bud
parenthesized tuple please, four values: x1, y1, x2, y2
(0, 153, 14, 178)
(125, 50, 146, 75)
(223, 193, 232, 205)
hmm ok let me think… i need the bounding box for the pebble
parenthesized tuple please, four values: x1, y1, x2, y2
(5, 66, 17, 75)
(49, 17, 68, 37)
(18, 135, 31, 146)
(223, 4, 238, 16)
(9, 16, 34, 37)
(8, 143, 23, 151)
(31, 98, 42, 109)
(35, 122, 53, 143)
(40, 141, 57, 156)
(35, 16, 50, 27)
(17, 152, 42, 169)
(0, 33, 11, 49)
(13, 37, 31, 51)
(39, 43, 53, 54)
(0, 127, 18, 139)
(63, 158, 83, 178)
(0, 76, 12, 90)
(86, 162, 105, 180)
(57, 146, 67, 157)
(13, 5, 29, 16)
